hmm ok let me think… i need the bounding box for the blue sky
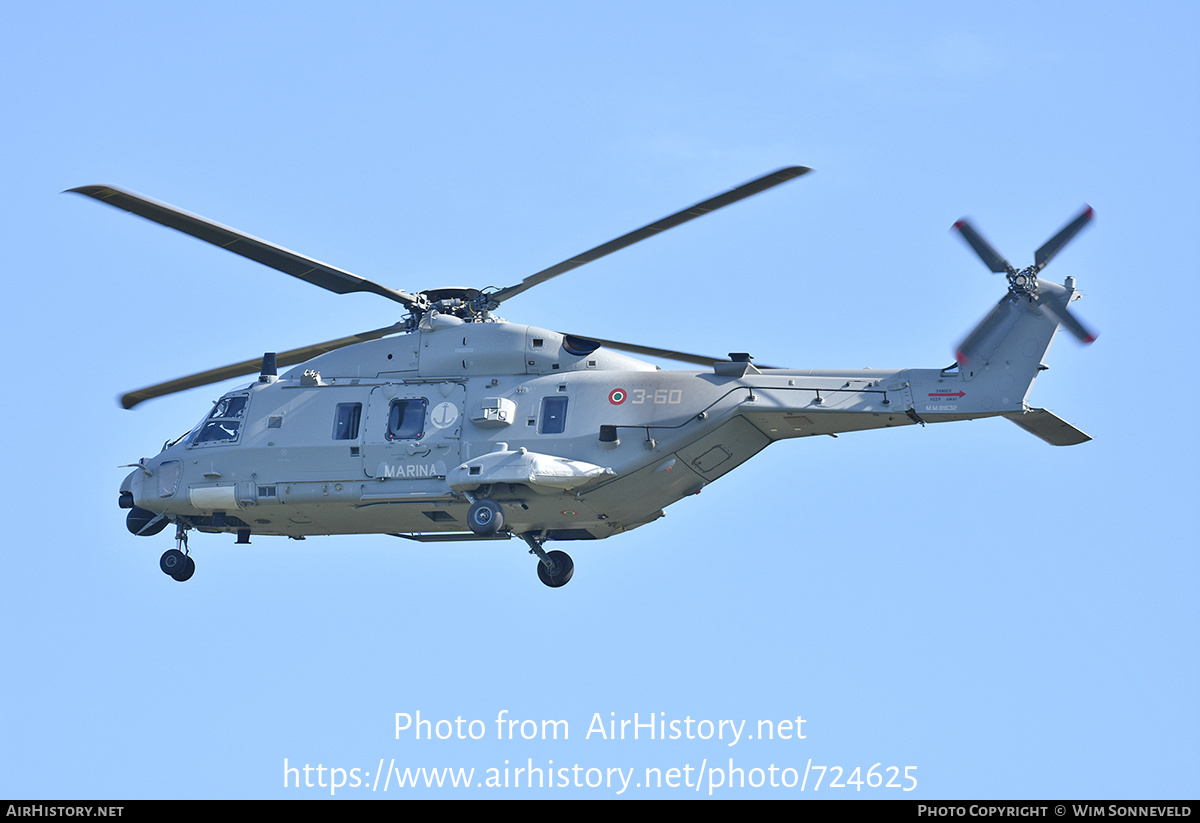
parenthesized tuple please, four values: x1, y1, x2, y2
(2, 1, 1197, 799)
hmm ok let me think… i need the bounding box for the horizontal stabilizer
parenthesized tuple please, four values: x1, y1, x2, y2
(1003, 407, 1091, 446)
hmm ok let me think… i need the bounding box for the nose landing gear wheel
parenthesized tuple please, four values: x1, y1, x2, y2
(174, 555, 195, 582)
(159, 549, 195, 581)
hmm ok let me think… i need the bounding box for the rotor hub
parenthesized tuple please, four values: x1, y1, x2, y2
(1007, 266, 1039, 296)
(400, 286, 502, 327)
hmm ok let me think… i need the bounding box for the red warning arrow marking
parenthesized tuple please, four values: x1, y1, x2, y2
(928, 391, 966, 398)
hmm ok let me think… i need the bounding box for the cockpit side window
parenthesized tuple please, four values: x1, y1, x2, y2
(193, 393, 250, 445)
(387, 398, 427, 440)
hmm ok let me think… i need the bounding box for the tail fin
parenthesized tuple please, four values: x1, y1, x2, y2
(954, 279, 1091, 445)
(954, 282, 1071, 391)
(949, 210, 1095, 444)
(951, 209, 1098, 363)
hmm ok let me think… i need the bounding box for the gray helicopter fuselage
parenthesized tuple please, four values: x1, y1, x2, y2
(83, 169, 1094, 585)
(120, 300, 1066, 545)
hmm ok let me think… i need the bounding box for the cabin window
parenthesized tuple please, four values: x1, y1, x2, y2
(539, 396, 568, 434)
(193, 394, 249, 444)
(332, 402, 362, 440)
(387, 398, 427, 440)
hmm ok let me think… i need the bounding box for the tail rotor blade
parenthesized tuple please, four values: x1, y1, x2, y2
(952, 219, 1011, 273)
(953, 294, 1016, 365)
(1035, 297, 1098, 344)
(1034, 205, 1094, 271)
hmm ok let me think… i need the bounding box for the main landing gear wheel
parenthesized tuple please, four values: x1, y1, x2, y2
(159, 549, 195, 582)
(518, 531, 574, 588)
(467, 499, 505, 536)
(536, 550, 574, 588)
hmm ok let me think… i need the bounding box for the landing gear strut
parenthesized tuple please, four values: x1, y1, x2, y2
(519, 532, 574, 588)
(160, 526, 195, 582)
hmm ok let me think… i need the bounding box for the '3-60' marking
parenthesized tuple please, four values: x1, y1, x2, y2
(630, 388, 683, 405)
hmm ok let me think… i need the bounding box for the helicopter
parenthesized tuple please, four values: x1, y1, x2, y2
(74, 166, 1096, 587)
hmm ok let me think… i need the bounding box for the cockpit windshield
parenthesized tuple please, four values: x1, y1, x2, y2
(192, 393, 250, 445)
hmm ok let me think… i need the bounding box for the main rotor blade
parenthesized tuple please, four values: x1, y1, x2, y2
(1034, 205, 1094, 271)
(582, 336, 725, 367)
(69, 185, 419, 308)
(488, 166, 811, 305)
(952, 219, 1011, 273)
(120, 322, 407, 409)
(582, 335, 784, 369)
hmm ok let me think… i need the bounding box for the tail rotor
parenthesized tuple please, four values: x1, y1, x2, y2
(952, 206, 1098, 346)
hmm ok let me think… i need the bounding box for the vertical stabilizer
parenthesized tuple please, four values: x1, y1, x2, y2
(950, 208, 1097, 411)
